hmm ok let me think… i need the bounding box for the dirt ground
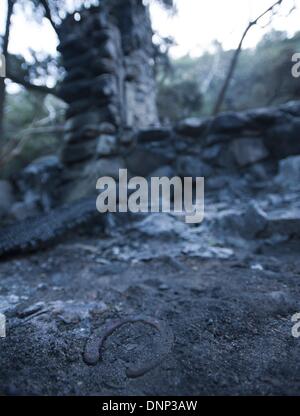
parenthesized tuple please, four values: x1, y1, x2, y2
(0, 227, 300, 396)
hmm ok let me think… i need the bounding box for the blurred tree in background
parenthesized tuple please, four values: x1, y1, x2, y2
(157, 30, 300, 122)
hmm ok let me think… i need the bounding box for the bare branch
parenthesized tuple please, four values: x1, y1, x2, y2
(212, 0, 285, 115)
(6, 70, 59, 97)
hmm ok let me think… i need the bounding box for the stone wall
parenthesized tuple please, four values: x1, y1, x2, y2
(117, 100, 300, 187)
(110, 0, 158, 128)
(57, 1, 158, 202)
(173, 100, 300, 180)
(4, 100, 300, 222)
(58, 97, 300, 202)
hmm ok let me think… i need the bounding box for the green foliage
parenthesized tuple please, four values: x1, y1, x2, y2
(0, 88, 65, 178)
(0, 133, 60, 179)
(5, 88, 57, 135)
(158, 79, 203, 122)
(157, 31, 300, 121)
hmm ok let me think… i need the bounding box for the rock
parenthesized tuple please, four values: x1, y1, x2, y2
(206, 133, 233, 146)
(176, 118, 208, 137)
(119, 129, 135, 145)
(149, 165, 176, 179)
(94, 74, 118, 98)
(65, 121, 118, 144)
(124, 79, 159, 128)
(221, 202, 268, 240)
(137, 128, 172, 143)
(209, 145, 237, 170)
(279, 101, 300, 117)
(88, 157, 125, 180)
(63, 156, 125, 202)
(202, 144, 221, 162)
(93, 27, 118, 44)
(247, 162, 273, 182)
(59, 79, 93, 102)
(65, 99, 94, 120)
(0, 294, 20, 314)
(96, 135, 117, 156)
(65, 112, 101, 132)
(0, 180, 15, 218)
(210, 112, 249, 132)
(246, 107, 282, 126)
(99, 39, 118, 60)
(177, 156, 213, 178)
(242, 202, 269, 239)
(125, 147, 172, 177)
(92, 57, 118, 76)
(275, 155, 300, 189)
(63, 68, 88, 84)
(251, 264, 264, 271)
(134, 214, 186, 238)
(265, 118, 300, 159)
(64, 128, 96, 144)
(268, 290, 291, 304)
(11, 200, 40, 221)
(229, 138, 269, 167)
(61, 141, 96, 164)
(62, 48, 98, 71)
(267, 208, 300, 237)
(18, 156, 62, 212)
(98, 122, 117, 135)
(206, 176, 229, 190)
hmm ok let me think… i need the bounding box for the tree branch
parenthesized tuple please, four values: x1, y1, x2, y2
(6, 70, 59, 96)
(212, 0, 284, 115)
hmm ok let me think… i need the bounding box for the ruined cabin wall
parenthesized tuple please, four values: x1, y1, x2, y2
(57, 1, 159, 202)
(109, 0, 158, 128)
(132, 101, 300, 183)
(58, 1, 158, 136)
(12, 100, 300, 213)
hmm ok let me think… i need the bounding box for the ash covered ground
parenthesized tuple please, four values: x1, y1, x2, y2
(1, 172, 300, 396)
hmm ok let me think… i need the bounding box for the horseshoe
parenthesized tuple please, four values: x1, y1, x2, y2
(83, 316, 174, 378)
